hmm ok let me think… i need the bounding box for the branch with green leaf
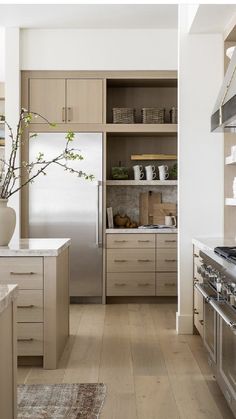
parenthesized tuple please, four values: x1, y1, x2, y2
(0, 109, 94, 199)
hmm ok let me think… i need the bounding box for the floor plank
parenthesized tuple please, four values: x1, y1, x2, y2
(63, 305, 105, 383)
(99, 304, 135, 394)
(17, 303, 235, 419)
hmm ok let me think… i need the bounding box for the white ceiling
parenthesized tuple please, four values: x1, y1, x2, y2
(0, 4, 178, 29)
(189, 4, 236, 34)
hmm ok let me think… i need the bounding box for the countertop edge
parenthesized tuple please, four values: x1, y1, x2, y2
(192, 237, 236, 274)
(106, 228, 178, 234)
(0, 239, 71, 257)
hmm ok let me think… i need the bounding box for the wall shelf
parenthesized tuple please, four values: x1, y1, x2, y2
(225, 198, 236, 206)
(105, 123, 177, 134)
(225, 156, 236, 165)
(131, 153, 177, 161)
(106, 180, 177, 186)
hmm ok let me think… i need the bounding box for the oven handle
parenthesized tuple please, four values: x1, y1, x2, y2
(209, 299, 236, 330)
(194, 283, 211, 302)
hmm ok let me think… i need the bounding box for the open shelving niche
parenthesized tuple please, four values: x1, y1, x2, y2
(105, 76, 178, 227)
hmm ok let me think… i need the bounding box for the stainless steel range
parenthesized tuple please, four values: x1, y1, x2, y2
(195, 249, 236, 417)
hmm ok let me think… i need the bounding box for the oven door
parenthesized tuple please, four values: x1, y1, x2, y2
(214, 302, 236, 415)
(195, 283, 217, 366)
(204, 298, 217, 364)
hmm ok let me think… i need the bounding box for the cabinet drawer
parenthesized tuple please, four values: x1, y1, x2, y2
(156, 234, 177, 248)
(17, 290, 43, 323)
(156, 273, 177, 296)
(17, 323, 43, 356)
(0, 257, 43, 289)
(107, 249, 155, 272)
(107, 234, 155, 249)
(107, 273, 155, 296)
(156, 248, 177, 271)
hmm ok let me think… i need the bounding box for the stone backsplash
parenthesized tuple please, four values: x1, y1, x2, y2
(107, 186, 177, 224)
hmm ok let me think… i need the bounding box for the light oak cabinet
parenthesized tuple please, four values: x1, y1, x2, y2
(106, 233, 177, 297)
(0, 286, 17, 419)
(156, 234, 177, 296)
(0, 248, 69, 369)
(29, 78, 103, 124)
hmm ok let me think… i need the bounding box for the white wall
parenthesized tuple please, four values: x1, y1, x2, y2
(5, 28, 21, 242)
(0, 27, 5, 81)
(21, 29, 177, 70)
(178, 6, 224, 333)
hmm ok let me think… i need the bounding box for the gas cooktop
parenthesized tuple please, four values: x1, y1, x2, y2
(214, 246, 236, 264)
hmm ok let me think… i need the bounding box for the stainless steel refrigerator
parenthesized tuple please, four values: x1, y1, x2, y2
(28, 132, 103, 300)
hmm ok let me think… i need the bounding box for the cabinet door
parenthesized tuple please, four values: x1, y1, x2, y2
(29, 79, 66, 123)
(67, 79, 103, 123)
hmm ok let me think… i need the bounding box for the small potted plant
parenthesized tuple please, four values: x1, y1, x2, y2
(0, 109, 93, 246)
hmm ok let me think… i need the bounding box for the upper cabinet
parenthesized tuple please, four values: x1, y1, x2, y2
(67, 79, 103, 123)
(29, 78, 103, 124)
(29, 79, 65, 123)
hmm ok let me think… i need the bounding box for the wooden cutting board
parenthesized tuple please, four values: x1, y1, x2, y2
(153, 203, 177, 225)
(139, 192, 162, 225)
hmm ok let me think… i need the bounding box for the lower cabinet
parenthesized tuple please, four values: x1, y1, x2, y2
(0, 248, 69, 369)
(107, 273, 155, 296)
(106, 233, 177, 296)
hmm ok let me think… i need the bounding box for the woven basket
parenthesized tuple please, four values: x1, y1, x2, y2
(142, 108, 165, 124)
(113, 108, 135, 124)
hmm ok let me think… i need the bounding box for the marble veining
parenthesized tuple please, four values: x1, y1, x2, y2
(106, 228, 177, 234)
(0, 238, 71, 257)
(0, 284, 18, 314)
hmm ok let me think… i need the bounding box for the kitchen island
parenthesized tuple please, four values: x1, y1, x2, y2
(0, 239, 71, 369)
(0, 284, 18, 419)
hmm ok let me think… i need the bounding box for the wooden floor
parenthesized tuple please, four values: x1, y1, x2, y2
(18, 303, 234, 419)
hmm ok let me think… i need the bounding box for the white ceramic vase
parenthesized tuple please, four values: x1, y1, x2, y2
(0, 199, 16, 246)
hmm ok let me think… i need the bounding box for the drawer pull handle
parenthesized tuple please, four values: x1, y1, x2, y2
(17, 338, 34, 342)
(114, 259, 127, 263)
(137, 259, 151, 262)
(10, 271, 35, 275)
(194, 254, 199, 258)
(114, 240, 127, 243)
(67, 107, 72, 122)
(194, 309, 199, 314)
(165, 240, 177, 243)
(138, 283, 150, 287)
(138, 240, 150, 243)
(164, 283, 176, 287)
(62, 107, 66, 122)
(199, 320, 204, 325)
(17, 304, 35, 309)
(164, 259, 176, 262)
(114, 283, 126, 287)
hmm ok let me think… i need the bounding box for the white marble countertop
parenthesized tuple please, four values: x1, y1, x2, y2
(106, 228, 177, 234)
(0, 238, 71, 257)
(192, 236, 236, 274)
(0, 284, 18, 315)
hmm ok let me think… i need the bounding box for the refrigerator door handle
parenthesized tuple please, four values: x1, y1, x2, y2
(96, 181, 103, 248)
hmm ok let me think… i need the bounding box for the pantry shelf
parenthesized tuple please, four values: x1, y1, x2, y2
(106, 180, 178, 186)
(131, 154, 177, 161)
